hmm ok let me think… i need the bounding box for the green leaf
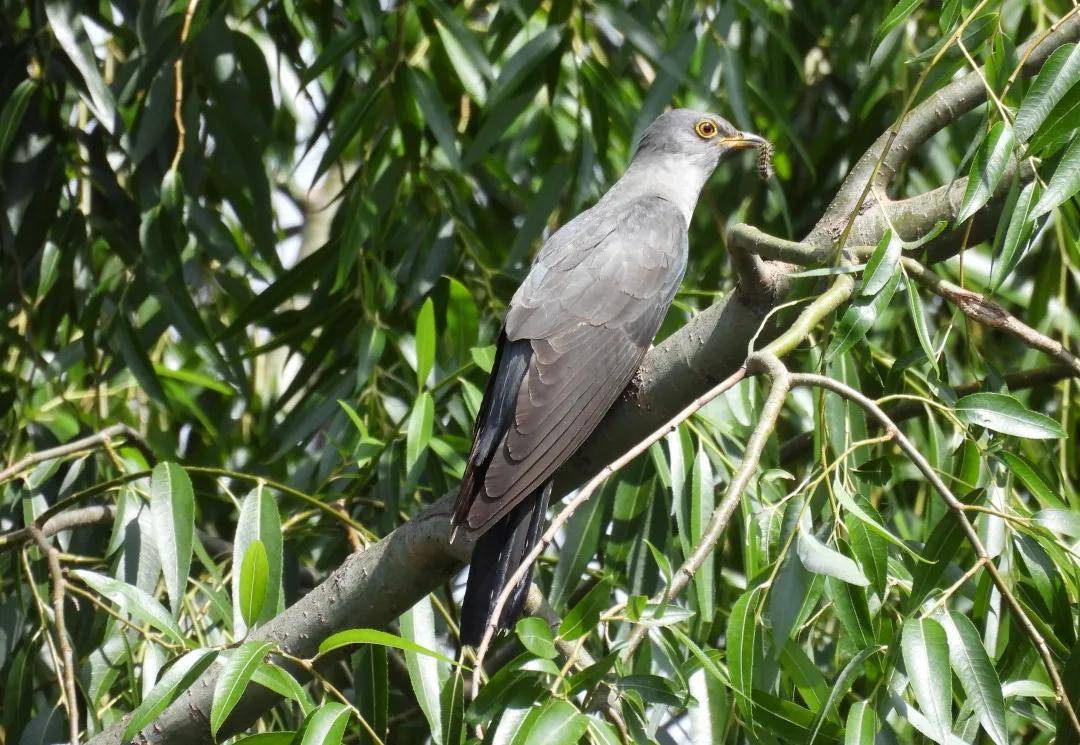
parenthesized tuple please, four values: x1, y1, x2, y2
(122, 649, 218, 742)
(150, 462, 195, 616)
(0, 79, 36, 166)
(559, 576, 614, 640)
(318, 628, 458, 666)
(826, 578, 876, 650)
(211, 640, 276, 735)
(405, 391, 435, 474)
(992, 180, 1041, 290)
(860, 230, 902, 296)
(515, 617, 557, 659)
(444, 278, 479, 367)
(727, 586, 762, 728)
(251, 663, 314, 715)
(941, 611, 1008, 745)
(299, 703, 352, 745)
(71, 570, 185, 646)
(874, 0, 921, 47)
(797, 530, 869, 586)
(232, 733, 296, 745)
(415, 297, 436, 389)
(956, 122, 1016, 224)
(809, 647, 877, 744)
(400, 598, 446, 740)
(902, 272, 938, 373)
(232, 485, 283, 635)
(488, 27, 564, 105)
(908, 512, 967, 609)
(408, 69, 462, 169)
(955, 392, 1066, 439)
(429, 7, 491, 102)
(440, 668, 465, 745)
(999, 452, 1064, 508)
(1015, 43, 1080, 141)
(828, 272, 900, 357)
(548, 481, 605, 609)
(844, 700, 877, 745)
(238, 540, 269, 629)
(43, 1, 117, 131)
(510, 699, 590, 745)
(689, 445, 715, 623)
(1030, 133, 1080, 218)
(618, 674, 682, 707)
(901, 618, 952, 743)
(688, 662, 730, 743)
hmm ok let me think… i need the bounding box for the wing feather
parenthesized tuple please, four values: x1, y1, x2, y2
(462, 196, 688, 532)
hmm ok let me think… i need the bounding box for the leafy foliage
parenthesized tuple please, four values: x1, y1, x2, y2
(0, 0, 1078, 743)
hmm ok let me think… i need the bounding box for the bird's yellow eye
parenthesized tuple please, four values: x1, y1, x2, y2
(694, 119, 718, 139)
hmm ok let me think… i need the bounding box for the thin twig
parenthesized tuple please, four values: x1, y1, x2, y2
(788, 372, 1080, 738)
(621, 352, 791, 661)
(170, 0, 202, 173)
(899, 258, 1080, 376)
(469, 365, 750, 698)
(28, 527, 79, 745)
(0, 423, 146, 483)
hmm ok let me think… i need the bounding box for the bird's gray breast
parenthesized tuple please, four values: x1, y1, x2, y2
(504, 195, 688, 343)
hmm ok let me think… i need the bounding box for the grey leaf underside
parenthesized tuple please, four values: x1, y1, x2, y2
(460, 195, 688, 531)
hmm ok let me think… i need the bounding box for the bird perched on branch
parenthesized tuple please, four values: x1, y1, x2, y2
(452, 109, 770, 646)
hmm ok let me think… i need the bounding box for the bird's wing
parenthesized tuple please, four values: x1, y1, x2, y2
(456, 196, 687, 532)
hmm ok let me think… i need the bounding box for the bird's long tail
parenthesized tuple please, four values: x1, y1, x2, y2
(459, 482, 552, 647)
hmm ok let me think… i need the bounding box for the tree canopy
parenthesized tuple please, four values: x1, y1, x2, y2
(1, 1, 1079, 744)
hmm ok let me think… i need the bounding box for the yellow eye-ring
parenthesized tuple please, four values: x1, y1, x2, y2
(694, 119, 718, 139)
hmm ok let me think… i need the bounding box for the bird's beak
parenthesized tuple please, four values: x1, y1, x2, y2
(717, 131, 769, 151)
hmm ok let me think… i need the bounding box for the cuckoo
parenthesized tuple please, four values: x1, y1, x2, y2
(452, 109, 770, 646)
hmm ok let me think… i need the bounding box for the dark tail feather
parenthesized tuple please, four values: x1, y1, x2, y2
(459, 482, 551, 647)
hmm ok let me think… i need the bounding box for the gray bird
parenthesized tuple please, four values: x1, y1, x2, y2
(452, 109, 768, 646)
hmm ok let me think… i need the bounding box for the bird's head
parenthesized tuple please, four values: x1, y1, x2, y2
(633, 108, 769, 175)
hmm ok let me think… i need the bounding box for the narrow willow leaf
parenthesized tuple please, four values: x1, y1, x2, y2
(860, 230, 902, 296)
(780, 642, 830, 712)
(1030, 134, 1080, 218)
(233, 734, 296, 745)
(559, 576, 614, 640)
(827, 578, 875, 650)
(408, 69, 462, 169)
(548, 481, 605, 609)
(797, 531, 869, 586)
(809, 647, 877, 744)
(515, 617, 557, 659)
(955, 392, 1065, 439)
(238, 540, 269, 629)
(440, 669, 465, 745)
(999, 452, 1065, 508)
(956, 122, 1016, 224)
(299, 703, 352, 745)
(232, 486, 283, 635)
(43, 2, 117, 131)
(72, 570, 184, 645)
(150, 462, 195, 616)
(510, 699, 589, 745)
(688, 662, 730, 742)
(444, 277, 479, 367)
(211, 641, 276, 735)
(752, 690, 844, 743)
(1015, 43, 1080, 141)
(902, 272, 938, 372)
(690, 445, 715, 623)
(0, 78, 36, 166)
(901, 618, 952, 742)
(415, 297, 436, 388)
(251, 663, 314, 715)
(844, 700, 877, 745)
(405, 391, 435, 473)
(319, 628, 459, 666)
(873, 0, 921, 47)
(727, 586, 762, 729)
(399, 598, 445, 738)
(941, 612, 1008, 745)
(992, 180, 1041, 290)
(828, 272, 900, 357)
(488, 27, 563, 105)
(431, 16, 489, 102)
(122, 649, 218, 742)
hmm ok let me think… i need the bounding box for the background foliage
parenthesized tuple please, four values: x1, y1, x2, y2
(1, 0, 1078, 743)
